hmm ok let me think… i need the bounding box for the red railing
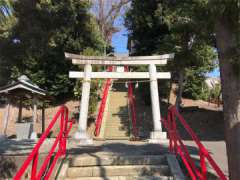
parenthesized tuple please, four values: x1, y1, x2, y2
(128, 82, 138, 137)
(14, 106, 74, 180)
(162, 106, 227, 180)
(95, 66, 113, 137)
(125, 66, 138, 137)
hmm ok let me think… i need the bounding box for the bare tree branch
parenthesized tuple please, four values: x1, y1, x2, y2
(92, 0, 131, 44)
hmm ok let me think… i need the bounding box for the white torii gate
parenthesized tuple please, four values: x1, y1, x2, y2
(65, 52, 174, 144)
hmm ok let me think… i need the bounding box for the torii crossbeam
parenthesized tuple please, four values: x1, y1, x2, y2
(65, 52, 174, 144)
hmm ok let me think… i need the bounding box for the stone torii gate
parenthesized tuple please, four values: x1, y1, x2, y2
(65, 52, 174, 144)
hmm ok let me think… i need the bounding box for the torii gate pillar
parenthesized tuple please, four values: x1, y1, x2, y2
(149, 64, 167, 142)
(74, 64, 93, 144)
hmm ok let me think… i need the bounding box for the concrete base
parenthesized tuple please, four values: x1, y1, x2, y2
(0, 134, 7, 142)
(30, 132, 38, 140)
(74, 131, 93, 145)
(148, 131, 167, 144)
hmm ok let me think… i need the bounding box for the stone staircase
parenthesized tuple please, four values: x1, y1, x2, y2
(64, 154, 182, 179)
(104, 83, 130, 140)
(57, 140, 185, 180)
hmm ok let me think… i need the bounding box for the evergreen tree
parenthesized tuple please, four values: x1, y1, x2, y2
(127, 0, 240, 178)
(0, 0, 104, 99)
(125, 0, 217, 108)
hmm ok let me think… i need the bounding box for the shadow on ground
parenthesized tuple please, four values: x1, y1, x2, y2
(176, 106, 225, 141)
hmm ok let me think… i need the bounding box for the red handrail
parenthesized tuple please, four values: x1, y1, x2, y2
(95, 66, 112, 137)
(161, 106, 227, 180)
(95, 79, 112, 136)
(125, 66, 138, 137)
(128, 82, 138, 137)
(14, 106, 74, 180)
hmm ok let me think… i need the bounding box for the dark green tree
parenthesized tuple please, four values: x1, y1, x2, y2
(127, 0, 240, 178)
(0, 0, 104, 99)
(125, 0, 217, 108)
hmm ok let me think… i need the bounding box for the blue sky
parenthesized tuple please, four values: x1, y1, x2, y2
(111, 14, 129, 54)
(207, 68, 220, 77)
(112, 27, 129, 54)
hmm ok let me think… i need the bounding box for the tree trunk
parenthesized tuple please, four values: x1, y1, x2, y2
(175, 69, 184, 110)
(215, 19, 240, 180)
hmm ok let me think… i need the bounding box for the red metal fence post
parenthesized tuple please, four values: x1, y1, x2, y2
(59, 109, 64, 155)
(62, 108, 68, 156)
(14, 106, 75, 180)
(164, 106, 227, 180)
(31, 150, 38, 180)
(200, 149, 207, 180)
(167, 110, 173, 153)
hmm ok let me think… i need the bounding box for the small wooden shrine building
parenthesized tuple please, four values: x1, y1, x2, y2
(0, 75, 46, 139)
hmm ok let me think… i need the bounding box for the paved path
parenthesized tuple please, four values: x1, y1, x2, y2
(184, 140, 228, 177)
(67, 140, 169, 156)
(0, 139, 228, 178)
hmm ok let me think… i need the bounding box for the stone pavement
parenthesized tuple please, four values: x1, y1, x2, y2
(184, 140, 228, 177)
(0, 138, 228, 179)
(67, 140, 169, 156)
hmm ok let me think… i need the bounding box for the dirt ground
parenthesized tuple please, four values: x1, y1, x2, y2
(0, 100, 80, 138)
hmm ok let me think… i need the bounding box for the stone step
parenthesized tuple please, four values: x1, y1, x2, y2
(70, 155, 167, 167)
(109, 100, 127, 102)
(105, 122, 129, 126)
(110, 94, 128, 97)
(104, 130, 129, 134)
(67, 165, 170, 178)
(104, 127, 129, 131)
(106, 117, 129, 120)
(108, 114, 128, 116)
(106, 116, 129, 120)
(105, 124, 128, 128)
(105, 133, 129, 137)
(107, 116, 129, 119)
(105, 136, 130, 140)
(109, 102, 128, 105)
(65, 175, 173, 180)
(106, 119, 129, 125)
(108, 110, 129, 114)
(107, 111, 128, 114)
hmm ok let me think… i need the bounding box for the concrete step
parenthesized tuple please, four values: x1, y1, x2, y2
(106, 116, 129, 120)
(105, 133, 129, 137)
(108, 110, 129, 114)
(65, 176, 173, 180)
(108, 112, 128, 116)
(105, 130, 128, 136)
(70, 155, 167, 167)
(109, 103, 128, 105)
(67, 165, 170, 178)
(106, 119, 129, 125)
(106, 120, 129, 126)
(105, 136, 130, 140)
(104, 127, 129, 131)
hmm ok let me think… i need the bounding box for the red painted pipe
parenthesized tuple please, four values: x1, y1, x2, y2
(161, 106, 227, 180)
(14, 106, 74, 180)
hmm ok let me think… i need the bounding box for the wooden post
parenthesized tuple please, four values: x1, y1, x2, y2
(33, 96, 37, 123)
(3, 99, 10, 135)
(31, 96, 38, 139)
(41, 103, 45, 134)
(18, 98, 23, 123)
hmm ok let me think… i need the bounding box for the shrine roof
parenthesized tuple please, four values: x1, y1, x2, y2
(0, 75, 46, 96)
